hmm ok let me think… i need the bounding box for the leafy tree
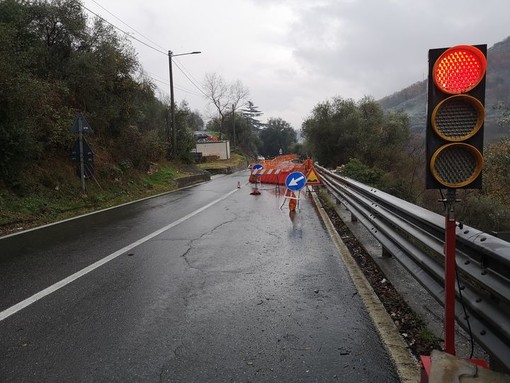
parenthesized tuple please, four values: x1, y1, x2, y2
(302, 96, 410, 171)
(342, 158, 384, 187)
(482, 137, 510, 204)
(223, 112, 260, 156)
(242, 101, 264, 131)
(174, 102, 197, 162)
(188, 110, 204, 131)
(0, 0, 169, 187)
(205, 118, 220, 133)
(456, 192, 510, 233)
(259, 118, 296, 157)
(302, 96, 421, 201)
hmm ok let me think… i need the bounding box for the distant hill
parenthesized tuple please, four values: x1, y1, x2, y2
(379, 37, 510, 143)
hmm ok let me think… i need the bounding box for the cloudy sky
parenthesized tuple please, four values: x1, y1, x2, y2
(81, 0, 509, 130)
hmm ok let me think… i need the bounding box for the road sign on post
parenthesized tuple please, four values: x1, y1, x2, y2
(305, 167, 321, 186)
(285, 171, 306, 191)
(70, 112, 94, 192)
(252, 163, 263, 173)
(280, 172, 306, 211)
(250, 163, 264, 195)
(70, 112, 93, 134)
(426, 44, 487, 189)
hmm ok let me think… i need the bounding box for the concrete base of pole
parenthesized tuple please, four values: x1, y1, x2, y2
(420, 351, 509, 383)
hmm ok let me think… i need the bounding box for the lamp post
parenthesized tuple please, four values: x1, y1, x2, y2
(168, 50, 201, 159)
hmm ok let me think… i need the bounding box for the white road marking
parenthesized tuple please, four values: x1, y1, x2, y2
(0, 188, 239, 322)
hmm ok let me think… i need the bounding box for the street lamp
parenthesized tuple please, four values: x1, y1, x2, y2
(168, 50, 201, 159)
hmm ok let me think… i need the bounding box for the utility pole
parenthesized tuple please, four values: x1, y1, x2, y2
(168, 50, 176, 158)
(168, 50, 201, 160)
(78, 116, 85, 192)
(232, 104, 236, 148)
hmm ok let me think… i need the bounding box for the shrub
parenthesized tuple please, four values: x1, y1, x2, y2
(342, 158, 384, 187)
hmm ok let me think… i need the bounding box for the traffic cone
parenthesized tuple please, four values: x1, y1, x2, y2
(237, 181, 241, 188)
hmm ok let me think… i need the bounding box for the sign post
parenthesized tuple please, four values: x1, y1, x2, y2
(305, 167, 322, 188)
(70, 112, 94, 192)
(250, 163, 263, 195)
(281, 171, 306, 210)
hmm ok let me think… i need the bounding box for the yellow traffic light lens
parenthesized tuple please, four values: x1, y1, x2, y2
(430, 143, 483, 188)
(431, 95, 485, 141)
(433, 45, 486, 94)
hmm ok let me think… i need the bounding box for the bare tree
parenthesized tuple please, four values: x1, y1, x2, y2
(230, 80, 249, 112)
(202, 73, 249, 140)
(229, 80, 249, 147)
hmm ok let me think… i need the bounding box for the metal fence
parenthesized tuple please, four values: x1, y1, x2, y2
(315, 165, 510, 371)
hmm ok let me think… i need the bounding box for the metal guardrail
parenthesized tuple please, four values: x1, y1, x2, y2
(315, 165, 510, 371)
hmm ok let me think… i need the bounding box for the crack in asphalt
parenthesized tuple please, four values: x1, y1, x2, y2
(181, 218, 237, 270)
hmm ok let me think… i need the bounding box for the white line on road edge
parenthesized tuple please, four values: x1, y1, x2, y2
(0, 188, 239, 322)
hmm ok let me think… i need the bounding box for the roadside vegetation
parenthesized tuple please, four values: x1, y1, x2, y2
(0, 1, 290, 235)
(302, 96, 510, 233)
(2, 0, 509, 236)
(0, 154, 246, 237)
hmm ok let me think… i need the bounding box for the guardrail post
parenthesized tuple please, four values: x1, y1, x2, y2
(382, 247, 392, 258)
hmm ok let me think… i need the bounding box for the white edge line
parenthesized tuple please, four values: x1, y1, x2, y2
(0, 188, 239, 322)
(0, 182, 209, 240)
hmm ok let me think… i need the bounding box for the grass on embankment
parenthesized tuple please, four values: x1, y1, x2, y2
(0, 153, 247, 236)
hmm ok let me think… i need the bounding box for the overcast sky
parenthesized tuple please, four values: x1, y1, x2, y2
(82, 0, 509, 130)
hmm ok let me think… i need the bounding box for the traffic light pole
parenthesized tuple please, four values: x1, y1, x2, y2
(443, 189, 457, 355)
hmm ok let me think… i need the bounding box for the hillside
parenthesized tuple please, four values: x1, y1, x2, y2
(379, 37, 510, 143)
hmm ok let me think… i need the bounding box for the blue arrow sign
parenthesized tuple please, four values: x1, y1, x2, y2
(285, 171, 306, 191)
(252, 163, 264, 177)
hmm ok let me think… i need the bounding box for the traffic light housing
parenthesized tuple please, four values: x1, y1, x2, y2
(426, 44, 487, 189)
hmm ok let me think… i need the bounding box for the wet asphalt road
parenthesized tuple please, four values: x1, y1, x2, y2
(0, 171, 399, 382)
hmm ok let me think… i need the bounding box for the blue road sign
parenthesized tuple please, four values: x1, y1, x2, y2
(252, 163, 264, 177)
(285, 171, 306, 191)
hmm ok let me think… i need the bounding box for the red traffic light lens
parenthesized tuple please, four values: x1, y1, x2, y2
(433, 45, 486, 94)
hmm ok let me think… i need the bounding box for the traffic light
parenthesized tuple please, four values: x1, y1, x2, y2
(426, 44, 487, 189)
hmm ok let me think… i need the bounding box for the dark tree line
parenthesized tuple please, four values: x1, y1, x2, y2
(302, 96, 423, 201)
(258, 118, 297, 158)
(0, 0, 196, 187)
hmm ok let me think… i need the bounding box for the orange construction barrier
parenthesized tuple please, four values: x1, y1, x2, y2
(249, 155, 314, 185)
